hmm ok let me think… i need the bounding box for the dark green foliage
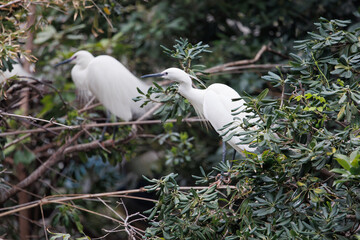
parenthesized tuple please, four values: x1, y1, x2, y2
(135, 38, 209, 122)
(143, 18, 360, 239)
(155, 123, 194, 166)
(2, 1, 360, 239)
(52, 205, 84, 234)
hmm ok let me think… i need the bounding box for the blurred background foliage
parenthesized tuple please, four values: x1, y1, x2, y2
(1, 0, 360, 239)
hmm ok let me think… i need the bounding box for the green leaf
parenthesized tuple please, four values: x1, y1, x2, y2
(331, 168, 349, 175)
(14, 149, 35, 165)
(337, 105, 346, 120)
(257, 88, 269, 101)
(338, 93, 347, 104)
(34, 25, 57, 44)
(350, 167, 360, 175)
(350, 150, 360, 168)
(334, 153, 351, 170)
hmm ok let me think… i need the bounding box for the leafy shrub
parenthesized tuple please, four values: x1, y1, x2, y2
(143, 18, 360, 240)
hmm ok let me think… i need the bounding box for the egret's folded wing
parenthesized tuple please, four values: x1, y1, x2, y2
(203, 87, 255, 153)
(87, 56, 136, 121)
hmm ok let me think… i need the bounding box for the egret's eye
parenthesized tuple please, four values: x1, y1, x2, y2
(164, 72, 168, 75)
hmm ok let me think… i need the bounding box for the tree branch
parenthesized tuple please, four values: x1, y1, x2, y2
(0, 130, 85, 203)
(0, 0, 21, 9)
(0, 185, 236, 217)
(0, 111, 73, 129)
(0, 118, 206, 137)
(204, 45, 288, 75)
(63, 133, 134, 155)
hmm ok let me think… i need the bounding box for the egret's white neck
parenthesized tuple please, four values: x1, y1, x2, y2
(178, 78, 205, 116)
(71, 65, 89, 94)
(78, 57, 94, 69)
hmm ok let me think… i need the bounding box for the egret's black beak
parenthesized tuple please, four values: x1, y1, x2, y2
(141, 73, 165, 78)
(54, 57, 75, 67)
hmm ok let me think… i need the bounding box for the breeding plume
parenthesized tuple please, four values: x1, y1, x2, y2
(56, 51, 154, 121)
(142, 68, 256, 154)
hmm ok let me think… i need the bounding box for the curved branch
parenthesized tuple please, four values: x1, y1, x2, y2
(0, 130, 84, 203)
(0, 0, 21, 9)
(0, 185, 236, 218)
(204, 45, 289, 75)
(0, 118, 207, 137)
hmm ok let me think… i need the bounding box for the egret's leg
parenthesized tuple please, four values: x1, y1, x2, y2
(228, 149, 236, 169)
(100, 111, 111, 141)
(222, 141, 227, 163)
(218, 141, 229, 184)
(112, 117, 119, 141)
(232, 149, 236, 160)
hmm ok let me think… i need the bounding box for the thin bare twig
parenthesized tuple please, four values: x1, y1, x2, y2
(21, 76, 68, 107)
(0, 118, 206, 137)
(89, 0, 113, 30)
(62, 134, 132, 155)
(207, 63, 287, 74)
(4, 133, 31, 149)
(83, 127, 111, 153)
(135, 103, 162, 122)
(0, 111, 74, 129)
(203, 45, 288, 75)
(0, 0, 21, 9)
(39, 203, 49, 240)
(78, 98, 100, 113)
(0, 185, 236, 217)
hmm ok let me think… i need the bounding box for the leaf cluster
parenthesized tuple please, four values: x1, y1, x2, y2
(143, 18, 360, 239)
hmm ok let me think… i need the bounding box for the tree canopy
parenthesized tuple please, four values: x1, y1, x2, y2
(1, 1, 360, 239)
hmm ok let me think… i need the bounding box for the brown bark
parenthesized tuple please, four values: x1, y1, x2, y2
(17, 3, 36, 239)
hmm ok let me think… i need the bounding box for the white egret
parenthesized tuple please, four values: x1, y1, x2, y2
(55, 51, 155, 122)
(0, 63, 34, 83)
(142, 68, 256, 156)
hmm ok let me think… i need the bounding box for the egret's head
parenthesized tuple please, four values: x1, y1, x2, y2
(55, 50, 94, 68)
(141, 68, 191, 84)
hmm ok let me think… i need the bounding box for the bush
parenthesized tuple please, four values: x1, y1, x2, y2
(143, 18, 360, 240)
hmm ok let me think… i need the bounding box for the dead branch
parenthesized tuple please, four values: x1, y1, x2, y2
(4, 133, 31, 149)
(134, 103, 162, 122)
(204, 45, 288, 75)
(0, 130, 85, 203)
(0, 185, 236, 218)
(63, 132, 134, 155)
(78, 102, 101, 114)
(0, 111, 73, 129)
(22, 76, 68, 107)
(0, 118, 206, 137)
(208, 63, 287, 74)
(0, 0, 22, 9)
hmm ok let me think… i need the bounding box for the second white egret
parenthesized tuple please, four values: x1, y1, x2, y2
(142, 68, 257, 156)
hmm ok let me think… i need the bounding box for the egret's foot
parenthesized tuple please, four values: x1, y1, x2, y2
(211, 173, 231, 187)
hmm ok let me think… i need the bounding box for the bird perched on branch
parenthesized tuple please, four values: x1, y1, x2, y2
(56, 50, 154, 122)
(0, 63, 34, 83)
(142, 67, 257, 158)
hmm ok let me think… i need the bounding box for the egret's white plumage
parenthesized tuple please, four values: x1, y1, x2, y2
(57, 50, 154, 121)
(0, 63, 34, 83)
(142, 68, 256, 154)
